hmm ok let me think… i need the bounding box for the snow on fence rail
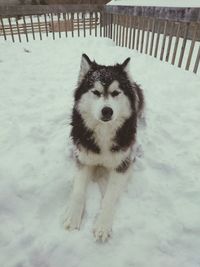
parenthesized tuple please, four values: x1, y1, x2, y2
(0, 4, 200, 74)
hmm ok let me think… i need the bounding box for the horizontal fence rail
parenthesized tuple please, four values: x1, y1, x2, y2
(0, 4, 200, 74)
(105, 5, 200, 23)
(0, 4, 103, 16)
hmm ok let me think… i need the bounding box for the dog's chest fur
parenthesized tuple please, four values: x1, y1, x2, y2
(75, 122, 131, 169)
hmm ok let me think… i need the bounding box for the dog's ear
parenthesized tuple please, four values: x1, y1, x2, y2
(78, 54, 92, 83)
(121, 57, 131, 71)
(81, 54, 92, 72)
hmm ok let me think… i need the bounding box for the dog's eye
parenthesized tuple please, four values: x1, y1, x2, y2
(111, 90, 121, 97)
(92, 90, 101, 97)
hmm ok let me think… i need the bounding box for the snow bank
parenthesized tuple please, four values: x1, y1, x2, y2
(108, 0, 200, 7)
(0, 36, 200, 267)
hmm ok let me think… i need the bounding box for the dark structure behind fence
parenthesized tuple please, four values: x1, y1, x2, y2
(0, 4, 200, 74)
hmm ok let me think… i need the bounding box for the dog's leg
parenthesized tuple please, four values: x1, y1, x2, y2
(95, 167, 108, 197)
(93, 168, 131, 241)
(64, 165, 92, 231)
(96, 177, 108, 197)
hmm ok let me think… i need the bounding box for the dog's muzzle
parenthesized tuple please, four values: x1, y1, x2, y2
(101, 106, 113, 122)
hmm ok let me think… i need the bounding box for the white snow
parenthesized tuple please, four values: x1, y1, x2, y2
(108, 0, 200, 7)
(0, 36, 200, 267)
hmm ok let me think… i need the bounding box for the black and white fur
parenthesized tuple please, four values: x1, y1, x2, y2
(64, 54, 144, 241)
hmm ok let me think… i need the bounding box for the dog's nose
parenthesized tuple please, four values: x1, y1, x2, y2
(101, 107, 113, 121)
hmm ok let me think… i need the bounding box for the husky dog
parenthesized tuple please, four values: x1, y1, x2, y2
(64, 54, 144, 241)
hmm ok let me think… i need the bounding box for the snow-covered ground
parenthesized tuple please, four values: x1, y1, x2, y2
(0, 36, 200, 267)
(108, 0, 200, 7)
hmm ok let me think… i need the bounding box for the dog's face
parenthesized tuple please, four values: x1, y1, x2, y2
(74, 54, 135, 129)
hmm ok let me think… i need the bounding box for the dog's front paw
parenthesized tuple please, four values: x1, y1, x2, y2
(64, 208, 83, 231)
(93, 222, 112, 242)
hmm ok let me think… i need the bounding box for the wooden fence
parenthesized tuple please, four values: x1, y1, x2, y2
(105, 6, 200, 74)
(0, 4, 200, 74)
(0, 5, 103, 40)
